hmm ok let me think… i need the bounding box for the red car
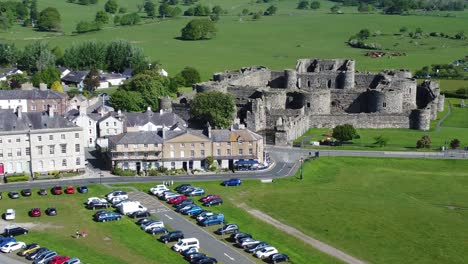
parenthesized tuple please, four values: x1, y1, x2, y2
(49, 255, 70, 264)
(200, 194, 221, 203)
(65, 186, 75, 194)
(51, 186, 63, 195)
(168, 195, 187, 204)
(30, 208, 41, 217)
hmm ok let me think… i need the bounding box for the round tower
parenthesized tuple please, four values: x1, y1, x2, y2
(159, 97, 172, 113)
(411, 109, 431, 131)
(284, 69, 297, 89)
(368, 90, 403, 113)
(437, 94, 445, 112)
(430, 102, 438, 120)
(305, 89, 331, 114)
(402, 79, 417, 110)
(342, 60, 355, 90)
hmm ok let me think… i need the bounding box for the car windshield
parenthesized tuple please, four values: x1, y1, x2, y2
(176, 241, 183, 246)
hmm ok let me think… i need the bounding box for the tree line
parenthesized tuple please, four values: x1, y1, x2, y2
(327, 0, 465, 13)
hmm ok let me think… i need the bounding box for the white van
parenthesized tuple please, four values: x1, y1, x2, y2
(117, 201, 147, 215)
(172, 238, 200, 252)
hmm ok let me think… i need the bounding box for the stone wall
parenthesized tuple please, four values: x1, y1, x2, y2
(330, 90, 366, 113)
(309, 113, 410, 129)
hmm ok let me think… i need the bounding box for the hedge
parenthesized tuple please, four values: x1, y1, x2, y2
(6, 174, 30, 183)
(112, 168, 136, 176)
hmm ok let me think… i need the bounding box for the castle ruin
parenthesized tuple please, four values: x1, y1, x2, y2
(194, 59, 444, 145)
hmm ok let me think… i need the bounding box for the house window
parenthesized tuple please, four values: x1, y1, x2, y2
(38, 136, 42, 142)
(171, 162, 175, 169)
(217, 149, 221, 156)
(200, 150, 205, 157)
(0, 139, 2, 143)
(7, 138, 11, 143)
(75, 144, 80, 152)
(190, 150, 195, 157)
(170, 151, 174, 158)
(89, 138, 93, 144)
(180, 151, 185, 158)
(383, 102, 387, 107)
(62, 159, 67, 167)
(75, 133, 79, 138)
(124, 152, 129, 158)
(180, 143, 185, 147)
(133, 144, 138, 149)
(49, 145, 55, 154)
(50, 160, 55, 168)
(106, 122, 109, 126)
(26, 147, 30, 155)
(16, 162, 22, 172)
(38, 160, 43, 170)
(134, 152, 139, 158)
(144, 144, 148, 148)
(49, 135, 53, 140)
(76, 158, 81, 165)
(124, 144, 129, 149)
(16, 148, 21, 156)
(114, 122, 117, 126)
(200, 143, 205, 148)
(89, 121, 92, 126)
(0, 149, 3, 157)
(249, 148, 253, 155)
(32, 105, 36, 111)
(238, 139, 243, 144)
(37, 146, 43, 155)
(227, 142, 231, 146)
(61, 134, 66, 140)
(190, 143, 194, 147)
(227, 149, 231, 155)
(144, 152, 148, 158)
(89, 129, 92, 135)
(16, 138, 20, 143)
(7, 148, 12, 157)
(239, 149, 243, 155)
(60, 144, 67, 154)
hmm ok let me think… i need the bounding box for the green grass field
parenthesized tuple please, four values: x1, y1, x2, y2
(127, 157, 468, 264)
(439, 79, 468, 93)
(0, 0, 467, 79)
(443, 98, 468, 128)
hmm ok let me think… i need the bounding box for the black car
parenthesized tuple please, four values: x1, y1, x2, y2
(270, 253, 289, 263)
(21, 189, 32, 197)
(8, 191, 20, 199)
(87, 201, 110, 210)
(3, 226, 28, 237)
(230, 232, 251, 242)
(38, 189, 48, 196)
(202, 198, 223, 207)
(191, 210, 208, 218)
(146, 227, 168, 235)
(185, 252, 207, 261)
(174, 184, 191, 193)
(194, 257, 218, 264)
(174, 199, 194, 208)
(245, 242, 269, 253)
(215, 224, 239, 235)
(25, 247, 48, 260)
(135, 218, 154, 226)
(159, 230, 184, 244)
(45, 207, 57, 216)
(77, 186, 88, 193)
(129, 210, 151, 219)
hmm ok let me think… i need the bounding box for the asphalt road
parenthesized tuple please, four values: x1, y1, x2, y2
(128, 191, 254, 264)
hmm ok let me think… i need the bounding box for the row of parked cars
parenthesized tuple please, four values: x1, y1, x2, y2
(0, 226, 81, 263)
(1, 186, 88, 200)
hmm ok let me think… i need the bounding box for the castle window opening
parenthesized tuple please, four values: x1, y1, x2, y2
(307, 81, 311, 87)
(383, 102, 387, 108)
(307, 103, 310, 108)
(327, 80, 332, 88)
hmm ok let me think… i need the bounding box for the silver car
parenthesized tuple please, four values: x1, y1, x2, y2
(34, 251, 57, 264)
(63, 257, 81, 264)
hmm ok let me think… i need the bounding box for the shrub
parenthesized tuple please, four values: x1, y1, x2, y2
(112, 168, 136, 176)
(148, 169, 159, 176)
(6, 174, 29, 183)
(416, 135, 432, 149)
(48, 170, 60, 176)
(450, 139, 461, 149)
(332, 124, 357, 142)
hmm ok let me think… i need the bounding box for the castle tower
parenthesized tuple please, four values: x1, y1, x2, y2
(410, 109, 431, 131)
(159, 97, 172, 113)
(437, 94, 445, 112)
(342, 60, 355, 90)
(284, 69, 297, 89)
(369, 90, 403, 113)
(305, 90, 331, 114)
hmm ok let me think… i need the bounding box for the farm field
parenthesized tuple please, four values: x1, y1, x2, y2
(443, 98, 468, 128)
(0, 0, 467, 79)
(127, 157, 468, 264)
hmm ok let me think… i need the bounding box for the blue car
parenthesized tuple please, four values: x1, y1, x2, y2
(94, 211, 122, 222)
(187, 188, 205, 196)
(221, 178, 242, 186)
(77, 186, 88, 193)
(200, 213, 224, 226)
(0, 237, 16, 247)
(178, 204, 197, 214)
(183, 206, 203, 216)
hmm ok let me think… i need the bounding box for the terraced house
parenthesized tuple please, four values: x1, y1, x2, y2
(0, 88, 68, 115)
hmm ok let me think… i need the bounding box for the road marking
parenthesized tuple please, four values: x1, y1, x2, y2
(164, 214, 173, 220)
(224, 253, 235, 261)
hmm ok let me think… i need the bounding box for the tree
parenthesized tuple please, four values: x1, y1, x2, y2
(106, 40, 148, 73)
(7, 73, 28, 89)
(450, 139, 460, 149)
(119, 7, 127, 13)
(399, 26, 408, 33)
(20, 41, 56, 72)
(297, 1, 309, 9)
(212, 5, 223, 15)
(95, 10, 109, 24)
(332, 124, 357, 143)
(30, 0, 38, 22)
(110, 89, 146, 112)
(118, 13, 141, 25)
(104, 0, 118, 14)
(180, 19, 217, 40)
(416, 135, 431, 149)
(144, 1, 157, 18)
(357, 28, 370, 39)
(63, 41, 107, 70)
(358, 3, 374, 13)
(37, 7, 61, 31)
(242, 8, 249, 15)
(190, 91, 235, 128)
(51, 81, 63, 92)
(159, 3, 172, 17)
(0, 43, 20, 66)
(264, 5, 277, 15)
(252, 11, 262, 20)
(373, 135, 389, 147)
(31, 66, 60, 87)
(75, 21, 102, 33)
(330, 5, 342, 14)
(177, 66, 201, 87)
(310, 1, 320, 9)
(83, 69, 100, 92)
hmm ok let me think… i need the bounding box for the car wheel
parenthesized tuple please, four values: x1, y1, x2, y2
(164, 240, 168, 244)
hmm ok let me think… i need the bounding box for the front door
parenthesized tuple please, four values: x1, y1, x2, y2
(136, 162, 141, 174)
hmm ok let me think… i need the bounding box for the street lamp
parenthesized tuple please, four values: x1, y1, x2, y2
(99, 171, 103, 184)
(300, 157, 304, 180)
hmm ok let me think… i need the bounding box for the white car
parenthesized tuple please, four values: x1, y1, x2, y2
(4, 209, 15, 221)
(240, 238, 260, 248)
(105, 191, 128, 201)
(254, 246, 278, 259)
(109, 196, 127, 205)
(141, 221, 165, 231)
(150, 185, 169, 195)
(1, 241, 26, 253)
(196, 212, 214, 221)
(163, 193, 181, 201)
(87, 197, 107, 205)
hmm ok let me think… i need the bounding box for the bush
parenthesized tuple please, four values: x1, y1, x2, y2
(416, 135, 432, 149)
(148, 169, 160, 176)
(6, 174, 29, 183)
(48, 170, 60, 176)
(112, 168, 136, 176)
(450, 139, 461, 149)
(332, 124, 357, 142)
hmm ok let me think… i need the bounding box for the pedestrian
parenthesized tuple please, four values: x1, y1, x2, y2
(81, 229, 87, 237)
(75, 230, 80, 238)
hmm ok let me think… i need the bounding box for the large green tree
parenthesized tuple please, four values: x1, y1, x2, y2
(180, 19, 216, 40)
(37, 7, 61, 31)
(110, 89, 146, 112)
(104, 0, 118, 13)
(106, 40, 148, 73)
(63, 41, 107, 69)
(95, 10, 109, 24)
(190, 91, 235, 128)
(332, 124, 357, 143)
(20, 41, 56, 72)
(177, 66, 201, 87)
(144, 0, 157, 18)
(31, 66, 61, 87)
(0, 43, 20, 66)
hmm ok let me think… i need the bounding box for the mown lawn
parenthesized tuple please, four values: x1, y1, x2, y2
(1, 0, 467, 79)
(127, 157, 468, 264)
(443, 98, 468, 128)
(0, 185, 185, 264)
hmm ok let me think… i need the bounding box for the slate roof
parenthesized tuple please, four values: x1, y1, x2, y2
(100, 73, 125, 81)
(125, 109, 187, 128)
(109, 131, 163, 145)
(70, 94, 88, 102)
(0, 89, 67, 100)
(61, 71, 89, 83)
(211, 129, 263, 142)
(0, 110, 78, 132)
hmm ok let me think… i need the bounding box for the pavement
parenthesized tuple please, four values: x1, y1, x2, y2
(128, 191, 255, 264)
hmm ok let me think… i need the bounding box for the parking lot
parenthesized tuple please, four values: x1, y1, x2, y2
(128, 191, 255, 264)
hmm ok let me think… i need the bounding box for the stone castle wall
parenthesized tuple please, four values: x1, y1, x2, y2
(309, 113, 410, 129)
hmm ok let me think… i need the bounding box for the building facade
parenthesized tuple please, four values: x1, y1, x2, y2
(0, 89, 68, 115)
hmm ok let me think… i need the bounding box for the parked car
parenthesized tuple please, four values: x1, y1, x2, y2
(269, 253, 290, 263)
(202, 198, 223, 207)
(38, 189, 47, 196)
(180, 186, 196, 195)
(45, 207, 57, 216)
(3, 226, 28, 237)
(163, 192, 181, 201)
(172, 238, 200, 252)
(156, 190, 172, 199)
(221, 178, 242, 186)
(159, 230, 184, 244)
(94, 211, 122, 222)
(0, 237, 16, 247)
(77, 186, 88, 194)
(216, 224, 239, 235)
(185, 252, 206, 261)
(0, 192, 2, 200)
(18, 243, 40, 256)
(135, 218, 154, 226)
(230, 232, 252, 243)
(8, 191, 20, 199)
(93, 210, 108, 218)
(87, 200, 110, 210)
(193, 257, 218, 264)
(63, 257, 81, 264)
(149, 185, 169, 196)
(51, 186, 63, 195)
(168, 195, 187, 204)
(49, 255, 71, 264)
(199, 213, 224, 226)
(29, 208, 41, 217)
(187, 188, 205, 196)
(196, 211, 214, 222)
(105, 190, 128, 201)
(128, 210, 151, 219)
(199, 195, 221, 203)
(65, 186, 75, 194)
(21, 189, 32, 197)
(174, 199, 194, 208)
(181, 247, 199, 257)
(176, 204, 196, 213)
(183, 206, 203, 216)
(4, 209, 15, 221)
(25, 247, 48, 260)
(34, 250, 57, 264)
(254, 247, 278, 259)
(146, 227, 168, 235)
(191, 210, 209, 218)
(1, 241, 26, 253)
(245, 242, 269, 253)
(86, 197, 107, 205)
(239, 237, 260, 248)
(141, 220, 164, 231)
(174, 184, 191, 193)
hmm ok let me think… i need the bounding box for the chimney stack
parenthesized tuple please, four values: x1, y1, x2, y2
(147, 106, 152, 112)
(39, 83, 47, 91)
(206, 122, 212, 138)
(47, 105, 54, 118)
(16, 106, 22, 119)
(162, 128, 166, 139)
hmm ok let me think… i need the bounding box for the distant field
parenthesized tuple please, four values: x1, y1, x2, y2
(443, 98, 468, 128)
(439, 79, 468, 93)
(0, 0, 467, 79)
